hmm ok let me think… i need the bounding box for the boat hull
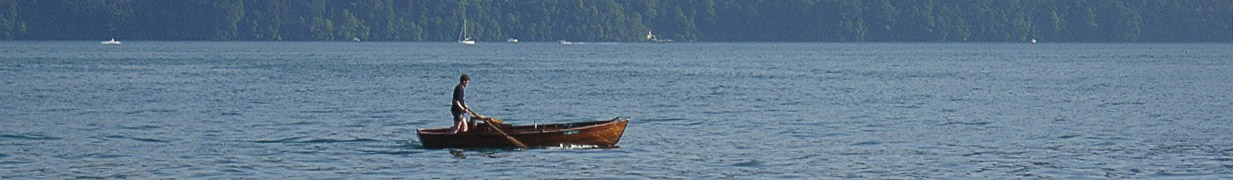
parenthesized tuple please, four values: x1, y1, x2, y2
(417, 118, 629, 149)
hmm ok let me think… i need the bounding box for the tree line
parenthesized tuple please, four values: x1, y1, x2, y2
(1, 0, 1229, 42)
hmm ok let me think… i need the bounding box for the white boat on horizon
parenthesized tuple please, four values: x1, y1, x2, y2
(101, 38, 122, 45)
(507, 38, 518, 43)
(458, 19, 475, 46)
(646, 31, 673, 43)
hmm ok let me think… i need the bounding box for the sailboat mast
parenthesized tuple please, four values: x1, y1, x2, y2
(457, 5, 476, 45)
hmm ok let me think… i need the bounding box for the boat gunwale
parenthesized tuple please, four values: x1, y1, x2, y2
(416, 118, 627, 136)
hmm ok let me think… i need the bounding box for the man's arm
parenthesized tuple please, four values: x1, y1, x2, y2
(455, 100, 479, 116)
(464, 104, 479, 116)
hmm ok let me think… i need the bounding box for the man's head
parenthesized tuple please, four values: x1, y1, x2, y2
(459, 74, 470, 87)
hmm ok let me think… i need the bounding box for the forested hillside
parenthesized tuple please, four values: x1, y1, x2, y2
(1, 0, 1229, 42)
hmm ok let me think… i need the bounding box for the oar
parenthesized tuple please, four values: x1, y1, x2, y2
(473, 114, 528, 149)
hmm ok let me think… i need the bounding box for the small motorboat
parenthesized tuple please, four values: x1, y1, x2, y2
(101, 38, 122, 45)
(417, 117, 629, 149)
(646, 31, 673, 42)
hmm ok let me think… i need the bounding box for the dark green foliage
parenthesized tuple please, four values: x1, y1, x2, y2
(0, 0, 1228, 42)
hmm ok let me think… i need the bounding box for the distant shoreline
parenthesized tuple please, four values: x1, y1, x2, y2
(5, 40, 1230, 43)
(2, 0, 1229, 43)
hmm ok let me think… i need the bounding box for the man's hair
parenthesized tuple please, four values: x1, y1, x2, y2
(460, 74, 470, 82)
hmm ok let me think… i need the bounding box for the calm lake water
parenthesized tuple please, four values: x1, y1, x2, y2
(2, 41, 1232, 179)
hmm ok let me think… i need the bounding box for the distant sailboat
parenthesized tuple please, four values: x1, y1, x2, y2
(101, 38, 122, 45)
(1031, 38, 1037, 44)
(507, 38, 519, 43)
(458, 19, 475, 46)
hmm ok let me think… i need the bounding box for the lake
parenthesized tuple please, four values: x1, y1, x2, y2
(2, 41, 1231, 179)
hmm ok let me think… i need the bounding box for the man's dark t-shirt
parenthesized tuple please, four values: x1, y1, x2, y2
(451, 83, 465, 114)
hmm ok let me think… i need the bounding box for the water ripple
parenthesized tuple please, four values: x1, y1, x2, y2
(0, 134, 62, 141)
(104, 135, 171, 143)
(249, 137, 379, 144)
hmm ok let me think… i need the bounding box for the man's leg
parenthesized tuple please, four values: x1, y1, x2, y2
(457, 113, 469, 132)
(451, 113, 464, 134)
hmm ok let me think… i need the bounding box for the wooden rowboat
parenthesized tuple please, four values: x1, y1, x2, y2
(417, 118, 629, 149)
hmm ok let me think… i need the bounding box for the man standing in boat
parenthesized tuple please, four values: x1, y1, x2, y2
(451, 74, 477, 134)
